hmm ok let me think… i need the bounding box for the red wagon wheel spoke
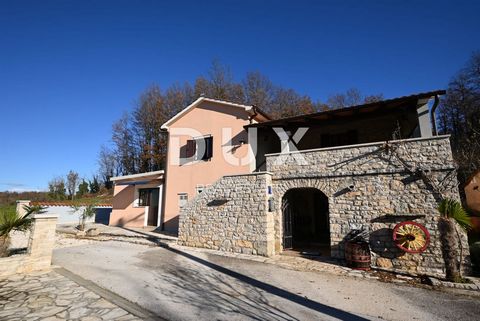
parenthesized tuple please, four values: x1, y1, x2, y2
(393, 221, 430, 254)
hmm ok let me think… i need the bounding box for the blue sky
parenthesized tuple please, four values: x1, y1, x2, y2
(1, 0, 479, 192)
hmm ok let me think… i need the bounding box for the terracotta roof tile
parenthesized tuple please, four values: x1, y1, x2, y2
(30, 201, 112, 207)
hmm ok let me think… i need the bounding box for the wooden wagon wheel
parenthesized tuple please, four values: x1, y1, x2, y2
(393, 221, 430, 254)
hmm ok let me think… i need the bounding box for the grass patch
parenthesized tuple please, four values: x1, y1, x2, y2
(0, 204, 15, 213)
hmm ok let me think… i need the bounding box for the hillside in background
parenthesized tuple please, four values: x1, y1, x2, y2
(0, 190, 113, 207)
(0, 191, 50, 206)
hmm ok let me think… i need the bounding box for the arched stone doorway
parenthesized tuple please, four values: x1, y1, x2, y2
(282, 188, 330, 255)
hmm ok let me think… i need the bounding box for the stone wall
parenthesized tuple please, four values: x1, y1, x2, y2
(176, 135, 468, 276)
(178, 173, 275, 256)
(0, 214, 58, 278)
(266, 135, 466, 276)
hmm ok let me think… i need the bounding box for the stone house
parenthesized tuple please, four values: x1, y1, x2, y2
(111, 90, 467, 275)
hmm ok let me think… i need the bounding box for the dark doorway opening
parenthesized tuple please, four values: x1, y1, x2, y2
(282, 188, 330, 256)
(139, 188, 160, 226)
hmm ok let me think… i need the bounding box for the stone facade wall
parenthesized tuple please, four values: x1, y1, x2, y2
(178, 173, 275, 256)
(266, 135, 466, 276)
(0, 214, 58, 278)
(176, 135, 468, 276)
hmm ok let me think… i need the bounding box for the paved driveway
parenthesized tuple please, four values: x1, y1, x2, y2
(0, 270, 142, 320)
(53, 241, 480, 321)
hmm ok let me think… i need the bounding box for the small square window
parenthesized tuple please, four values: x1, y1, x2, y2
(178, 193, 188, 208)
(138, 189, 151, 206)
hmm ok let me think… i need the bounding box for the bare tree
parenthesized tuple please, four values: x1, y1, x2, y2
(193, 76, 210, 98)
(437, 52, 480, 185)
(207, 59, 237, 100)
(48, 176, 66, 200)
(133, 85, 169, 172)
(164, 82, 195, 116)
(98, 145, 118, 189)
(242, 71, 275, 109)
(327, 88, 362, 109)
(66, 170, 79, 200)
(193, 60, 245, 103)
(112, 113, 136, 175)
(364, 93, 384, 104)
(270, 88, 316, 118)
(326, 88, 384, 109)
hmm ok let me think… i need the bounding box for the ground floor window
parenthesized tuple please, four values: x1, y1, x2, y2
(178, 193, 188, 208)
(138, 188, 156, 206)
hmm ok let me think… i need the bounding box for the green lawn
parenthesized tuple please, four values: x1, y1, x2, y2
(0, 204, 15, 213)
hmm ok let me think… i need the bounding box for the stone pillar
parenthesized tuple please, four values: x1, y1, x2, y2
(16, 200, 30, 216)
(416, 100, 433, 138)
(262, 212, 276, 256)
(26, 214, 58, 272)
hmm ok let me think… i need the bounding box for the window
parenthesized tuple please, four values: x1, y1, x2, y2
(178, 193, 188, 208)
(138, 188, 152, 206)
(202, 136, 213, 160)
(185, 136, 213, 161)
(186, 139, 196, 158)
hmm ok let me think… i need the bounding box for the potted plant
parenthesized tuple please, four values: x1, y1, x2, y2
(71, 203, 97, 231)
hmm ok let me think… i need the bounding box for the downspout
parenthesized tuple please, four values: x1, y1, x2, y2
(248, 105, 258, 124)
(430, 95, 440, 136)
(248, 105, 259, 172)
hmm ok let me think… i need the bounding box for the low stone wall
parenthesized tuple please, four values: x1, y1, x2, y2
(266, 135, 467, 276)
(0, 214, 58, 278)
(178, 173, 275, 256)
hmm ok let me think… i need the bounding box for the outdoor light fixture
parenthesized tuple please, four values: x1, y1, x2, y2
(347, 184, 355, 191)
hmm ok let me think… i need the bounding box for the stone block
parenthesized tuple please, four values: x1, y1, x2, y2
(376, 257, 393, 268)
(86, 228, 100, 237)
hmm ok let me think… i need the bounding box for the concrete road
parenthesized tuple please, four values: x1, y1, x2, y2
(53, 241, 480, 321)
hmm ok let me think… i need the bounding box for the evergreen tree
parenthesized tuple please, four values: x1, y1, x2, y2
(89, 176, 100, 194)
(77, 180, 89, 197)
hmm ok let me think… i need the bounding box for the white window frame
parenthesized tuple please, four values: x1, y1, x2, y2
(178, 193, 188, 209)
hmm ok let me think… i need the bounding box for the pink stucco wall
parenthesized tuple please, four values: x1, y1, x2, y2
(110, 184, 146, 227)
(162, 101, 256, 231)
(465, 171, 480, 215)
(110, 178, 163, 227)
